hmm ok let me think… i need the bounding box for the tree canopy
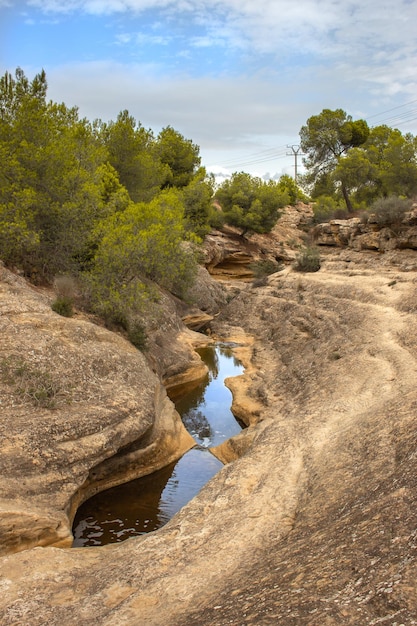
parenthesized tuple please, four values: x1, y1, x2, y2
(156, 126, 201, 189)
(300, 108, 417, 213)
(0, 68, 113, 277)
(214, 172, 289, 236)
(300, 109, 369, 211)
(84, 189, 199, 327)
(0, 68, 208, 343)
(100, 110, 167, 203)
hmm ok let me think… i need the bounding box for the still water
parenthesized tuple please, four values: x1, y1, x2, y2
(72, 343, 244, 547)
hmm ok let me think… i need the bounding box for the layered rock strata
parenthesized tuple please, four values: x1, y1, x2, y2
(313, 205, 417, 251)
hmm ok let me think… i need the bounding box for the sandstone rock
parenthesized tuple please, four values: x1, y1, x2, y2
(313, 208, 417, 252)
(186, 266, 228, 313)
(0, 263, 195, 556)
(203, 205, 314, 279)
(1, 251, 417, 626)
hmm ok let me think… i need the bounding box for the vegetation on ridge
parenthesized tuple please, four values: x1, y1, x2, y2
(300, 108, 417, 217)
(0, 68, 416, 347)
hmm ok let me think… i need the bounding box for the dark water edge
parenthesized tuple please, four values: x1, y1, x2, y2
(72, 343, 243, 547)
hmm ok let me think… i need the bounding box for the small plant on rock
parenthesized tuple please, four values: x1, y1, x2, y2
(371, 196, 412, 230)
(250, 259, 284, 287)
(293, 246, 321, 273)
(127, 319, 148, 351)
(51, 295, 74, 317)
(0, 356, 64, 409)
(51, 275, 77, 317)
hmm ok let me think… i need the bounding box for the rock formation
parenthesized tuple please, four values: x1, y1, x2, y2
(0, 263, 197, 556)
(204, 203, 313, 278)
(312, 205, 417, 252)
(1, 212, 417, 625)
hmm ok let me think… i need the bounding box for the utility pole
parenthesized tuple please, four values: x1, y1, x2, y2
(286, 145, 304, 183)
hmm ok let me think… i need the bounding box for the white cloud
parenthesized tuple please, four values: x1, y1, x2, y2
(45, 60, 307, 137)
(115, 32, 132, 44)
(17, 0, 417, 175)
(25, 1, 417, 86)
(134, 32, 171, 46)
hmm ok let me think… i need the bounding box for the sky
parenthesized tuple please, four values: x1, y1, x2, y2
(1, 0, 417, 183)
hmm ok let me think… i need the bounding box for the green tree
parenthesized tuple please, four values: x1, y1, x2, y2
(182, 168, 214, 237)
(100, 110, 167, 202)
(363, 126, 417, 200)
(276, 174, 309, 204)
(300, 109, 369, 212)
(0, 68, 121, 279)
(331, 126, 417, 207)
(85, 189, 200, 326)
(0, 68, 48, 267)
(333, 147, 374, 207)
(156, 126, 201, 189)
(215, 172, 288, 236)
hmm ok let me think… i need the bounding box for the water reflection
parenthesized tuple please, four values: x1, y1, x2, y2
(175, 344, 244, 447)
(72, 343, 244, 546)
(72, 449, 222, 546)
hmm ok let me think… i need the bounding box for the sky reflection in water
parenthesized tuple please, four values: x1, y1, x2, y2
(72, 344, 243, 547)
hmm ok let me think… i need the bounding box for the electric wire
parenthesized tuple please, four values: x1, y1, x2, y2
(210, 99, 417, 174)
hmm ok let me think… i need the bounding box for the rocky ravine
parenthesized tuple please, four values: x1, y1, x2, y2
(1, 243, 417, 624)
(0, 263, 203, 556)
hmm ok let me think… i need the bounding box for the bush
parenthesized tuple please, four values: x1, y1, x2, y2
(208, 205, 226, 230)
(250, 259, 284, 279)
(312, 195, 346, 224)
(293, 246, 321, 272)
(371, 196, 412, 229)
(51, 295, 74, 317)
(127, 319, 148, 351)
(250, 259, 284, 287)
(51, 274, 77, 316)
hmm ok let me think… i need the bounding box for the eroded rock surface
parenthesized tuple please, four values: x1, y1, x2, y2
(0, 264, 195, 556)
(204, 203, 313, 279)
(1, 248, 417, 625)
(313, 205, 417, 252)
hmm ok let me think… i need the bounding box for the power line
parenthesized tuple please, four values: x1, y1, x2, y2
(371, 109, 417, 128)
(365, 98, 417, 121)
(222, 152, 288, 169)
(217, 144, 289, 167)
(211, 99, 417, 175)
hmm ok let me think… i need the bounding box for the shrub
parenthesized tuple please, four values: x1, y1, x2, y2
(250, 259, 284, 279)
(312, 195, 346, 224)
(51, 274, 77, 317)
(51, 295, 74, 317)
(293, 246, 321, 273)
(371, 196, 412, 229)
(208, 205, 226, 230)
(250, 259, 284, 287)
(127, 319, 148, 351)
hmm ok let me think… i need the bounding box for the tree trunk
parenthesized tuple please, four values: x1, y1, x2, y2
(341, 183, 353, 213)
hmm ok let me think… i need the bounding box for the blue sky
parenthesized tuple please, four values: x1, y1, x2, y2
(1, 0, 417, 182)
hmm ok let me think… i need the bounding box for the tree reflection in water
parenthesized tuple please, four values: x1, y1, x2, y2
(72, 343, 244, 546)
